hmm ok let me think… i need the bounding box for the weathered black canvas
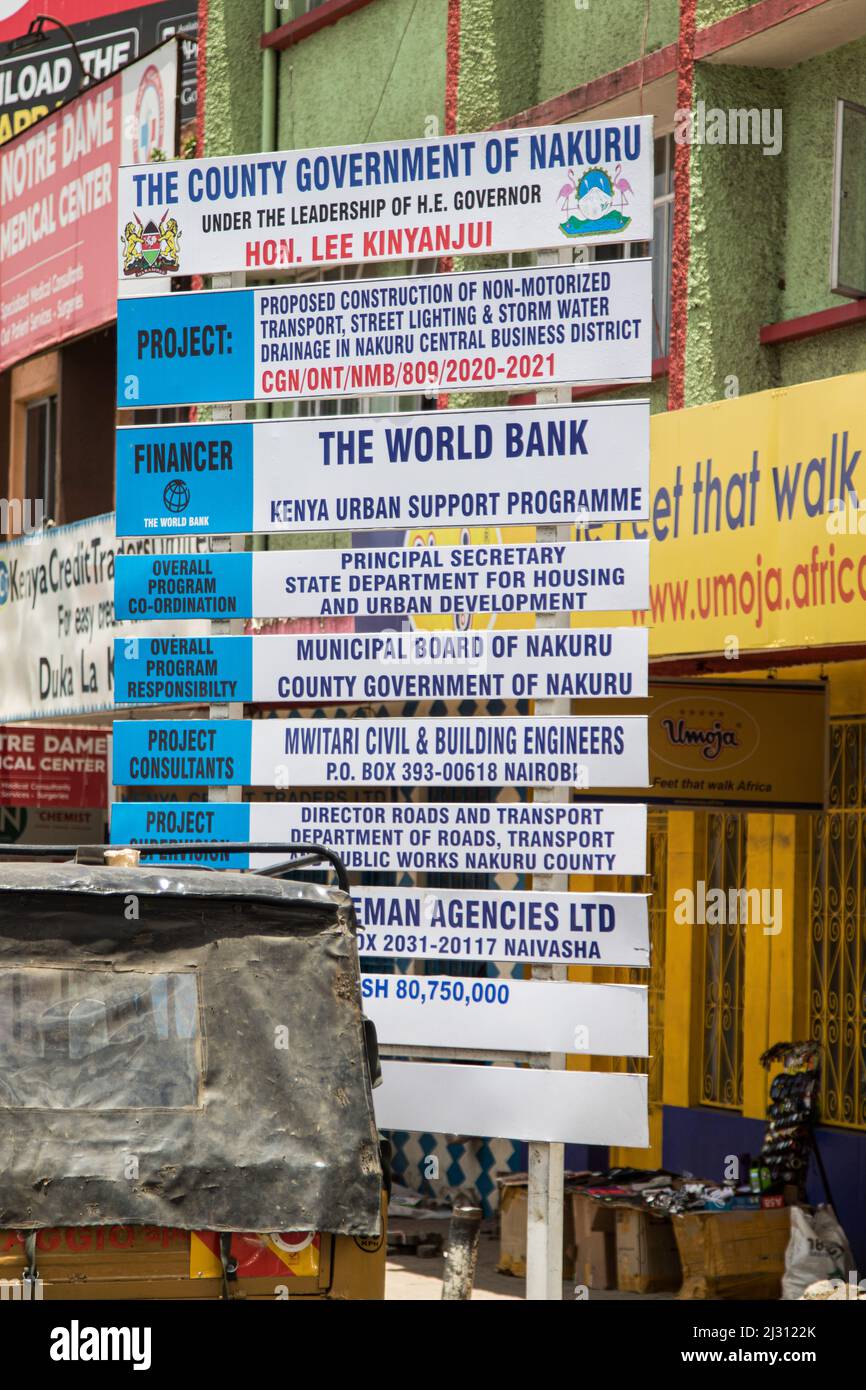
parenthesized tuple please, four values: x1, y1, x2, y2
(0, 864, 382, 1234)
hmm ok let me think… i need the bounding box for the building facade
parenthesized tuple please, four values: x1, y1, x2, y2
(195, 0, 866, 1255)
(1, 0, 864, 1257)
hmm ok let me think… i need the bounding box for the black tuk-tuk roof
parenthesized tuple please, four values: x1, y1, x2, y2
(0, 849, 381, 1236)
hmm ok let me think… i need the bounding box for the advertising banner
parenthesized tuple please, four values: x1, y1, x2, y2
(111, 715, 650, 788)
(362, 975, 648, 1056)
(375, 1063, 649, 1147)
(116, 117, 654, 280)
(109, 799, 649, 876)
(115, 260, 653, 408)
(0, 37, 177, 371)
(115, 400, 651, 538)
(582, 370, 866, 657)
(0, 3, 196, 145)
(0, 513, 209, 720)
(0, 724, 107, 805)
(113, 539, 650, 622)
(351, 886, 649, 967)
(113, 628, 649, 706)
(576, 677, 828, 812)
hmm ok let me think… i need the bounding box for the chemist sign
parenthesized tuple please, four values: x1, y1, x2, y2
(115, 260, 653, 408)
(113, 539, 650, 622)
(109, 799, 649, 877)
(115, 400, 650, 537)
(111, 716, 649, 789)
(116, 118, 654, 281)
(113, 629, 649, 706)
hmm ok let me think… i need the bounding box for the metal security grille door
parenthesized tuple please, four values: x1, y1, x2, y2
(644, 812, 667, 1104)
(700, 812, 747, 1109)
(809, 719, 866, 1128)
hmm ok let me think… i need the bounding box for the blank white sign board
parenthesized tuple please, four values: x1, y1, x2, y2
(375, 1062, 650, 1147)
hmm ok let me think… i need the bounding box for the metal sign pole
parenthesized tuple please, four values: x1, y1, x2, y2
(208, 271, 246, 806)
(526, 245, 572, 1303)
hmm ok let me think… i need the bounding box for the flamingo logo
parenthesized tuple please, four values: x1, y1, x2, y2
(557, 166, 632, 240)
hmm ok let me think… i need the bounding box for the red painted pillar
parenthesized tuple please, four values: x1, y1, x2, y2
(196, 0, 210, 159)
(667, 0, 696, 412)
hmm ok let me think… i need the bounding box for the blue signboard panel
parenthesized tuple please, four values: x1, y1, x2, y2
(113, 719, 253, 785)
(114, 635, 253, 705)
(114, 550, 252, 619)
(111, 802, 251, 868)
(116, 423, 255, 536)
(117, 289, 255, 407)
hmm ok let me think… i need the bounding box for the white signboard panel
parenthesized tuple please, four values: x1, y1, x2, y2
(115, 260, 653, 408)
(117, 118, 654, 282)
(110, 799, 648, 876)
(353, 887, 649, 967)
(115, 400, 651, 537)
(362, 975, 648, 1056)
(375, 1062, 649, 1147)
(114, 540, 650, 621)
(114, 628, 649, 706)
(111, 715, 649, 789)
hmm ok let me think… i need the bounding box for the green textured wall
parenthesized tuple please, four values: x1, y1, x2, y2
(772, 34, 866, 387)
(535, 0, 678, 108)
(458, 0, 540, 130)
(276, 0, 446, 151)
(683, 62, 786, 407)
(202, 0, 264, 156)
(696, 0, 762, 26)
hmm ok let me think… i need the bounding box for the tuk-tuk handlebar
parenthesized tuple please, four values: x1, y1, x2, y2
(0, 842, 353, 895)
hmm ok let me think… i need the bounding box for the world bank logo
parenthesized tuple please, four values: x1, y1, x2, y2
(0, 560, 8, 606)
(164, 479, 190, 514)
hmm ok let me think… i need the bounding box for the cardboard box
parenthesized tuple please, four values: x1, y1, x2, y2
(572, 1193, 617, 1290)
(615, 1206, 682, 1294)
(673, 1207, 791, 1299)
(496, 1176, 577, 1279)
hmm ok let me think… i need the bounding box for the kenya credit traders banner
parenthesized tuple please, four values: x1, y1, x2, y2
(0, 513, 208, 720)
(0, 38, 177, 371)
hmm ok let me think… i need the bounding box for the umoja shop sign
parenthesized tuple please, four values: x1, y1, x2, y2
(116, 118, 653, 281)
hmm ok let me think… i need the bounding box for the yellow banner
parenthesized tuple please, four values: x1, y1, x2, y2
(580, 370, 866, 656)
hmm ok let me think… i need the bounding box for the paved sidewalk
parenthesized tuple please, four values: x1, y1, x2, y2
(385, 1234, 675, 1300)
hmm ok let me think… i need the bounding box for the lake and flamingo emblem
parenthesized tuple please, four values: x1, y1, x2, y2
(557, 166, 632, 239)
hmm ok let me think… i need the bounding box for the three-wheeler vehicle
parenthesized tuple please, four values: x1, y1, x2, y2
(0, 842, 386, 1300)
